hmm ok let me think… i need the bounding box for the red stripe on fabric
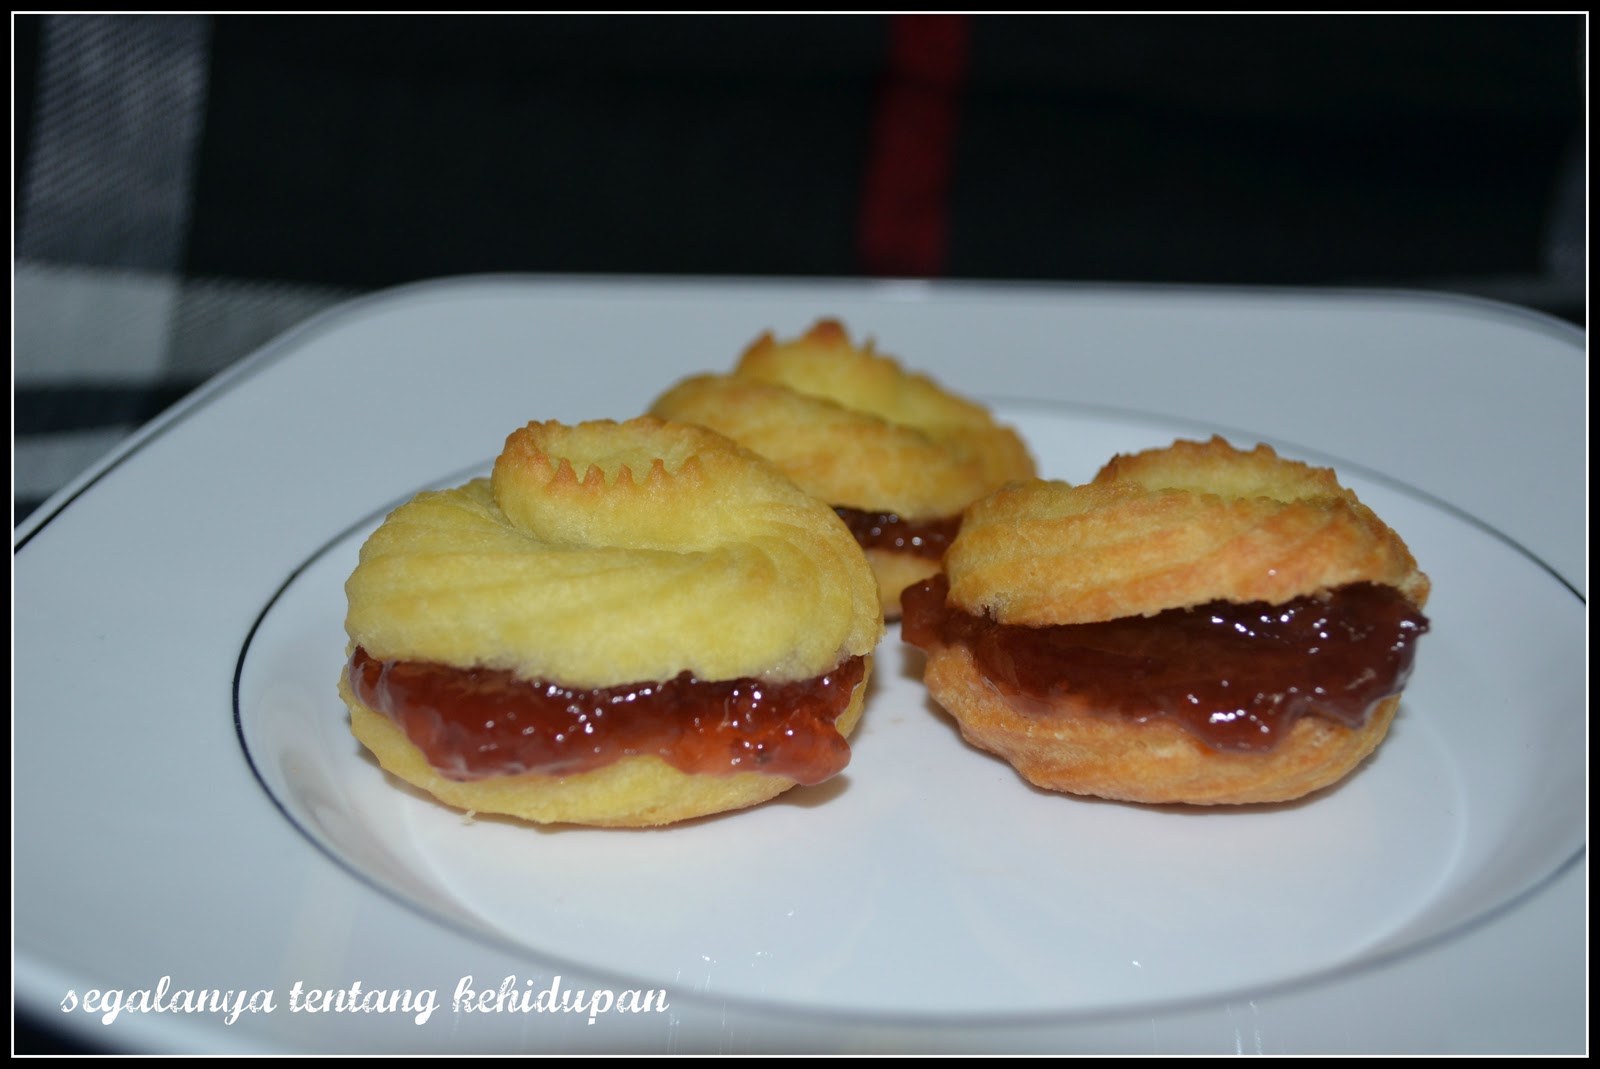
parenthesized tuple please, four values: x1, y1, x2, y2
(857, 14, 969, 278)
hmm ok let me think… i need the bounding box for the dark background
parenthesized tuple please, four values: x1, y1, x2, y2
(15, 14, 1585, 306)
(10, 12, 1586, 1054)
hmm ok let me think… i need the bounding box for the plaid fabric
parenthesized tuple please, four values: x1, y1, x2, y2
(15, 15, 361, 524)
(13, 12, 1586, 530)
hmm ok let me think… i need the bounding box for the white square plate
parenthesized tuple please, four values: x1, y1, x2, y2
(15, 278, 1585, 1053)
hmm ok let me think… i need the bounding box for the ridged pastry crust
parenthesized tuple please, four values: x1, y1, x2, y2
(916, 437, 1429, 806)
(649, 319, 1035, 615)
(947, 436, 1428, 626)
(346, 417, 882, 686)
(342, 416, 883, 826)
(652, 319, 1034, 518)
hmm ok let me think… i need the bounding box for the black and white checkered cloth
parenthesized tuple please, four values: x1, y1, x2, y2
(14, 13, 1586, 527)
(14, 16, 360, 523)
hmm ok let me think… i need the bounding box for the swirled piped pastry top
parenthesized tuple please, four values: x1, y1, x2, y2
(344, 417, 883, 688)
(945, 436, 1430, 626)
(649, 319, 1036, 520)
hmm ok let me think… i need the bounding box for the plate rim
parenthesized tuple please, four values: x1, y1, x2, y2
(14, 273, 1586, 555)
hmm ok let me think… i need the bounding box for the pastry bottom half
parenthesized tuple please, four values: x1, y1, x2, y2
(920, 643, 1398, 806)
(864, 549, 944, 620)
(340, 658, 870, 828)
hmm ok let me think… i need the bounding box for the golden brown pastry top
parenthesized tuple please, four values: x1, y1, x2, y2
(649, 318, 1035, 519)
(945, 436, 1429, 625)
(345, 417, 883, 687)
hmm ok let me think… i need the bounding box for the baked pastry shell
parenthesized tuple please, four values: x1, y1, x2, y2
(947, 438, 1429, 626)
(919, 437, 1426, 805)
(344, 417, 883, 688)
(864, 549, 944, 620)
(652, 373, 1034, 521)
(649, 320, 1035, 617)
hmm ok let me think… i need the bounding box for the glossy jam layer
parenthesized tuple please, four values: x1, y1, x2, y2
(835, 507, 960, 560)
(901, 576, 1428, 752)
(349, 648, 864, 784)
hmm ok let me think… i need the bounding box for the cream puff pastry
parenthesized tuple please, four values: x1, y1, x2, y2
(649, 319, 1036, 617)
(902, 437, 1430, 805)
(341, 417, 883, 827)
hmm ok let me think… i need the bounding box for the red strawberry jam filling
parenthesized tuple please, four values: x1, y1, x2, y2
(834, 507, 959, 560)
(348, 649, 865, 783)
(900, 576, 1427, 752)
